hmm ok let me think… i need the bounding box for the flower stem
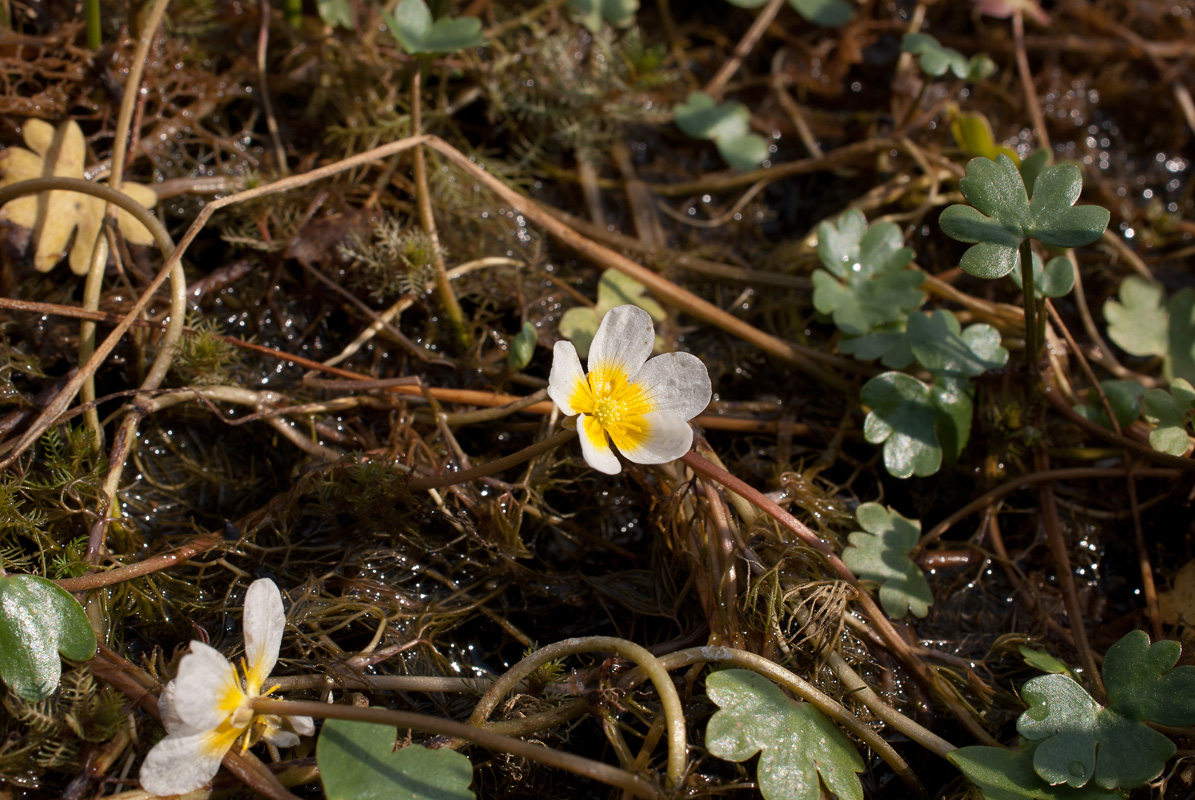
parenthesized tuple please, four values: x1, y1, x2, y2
(406, 428, 576, 491)
(249, 698, 659, 799)
(466, 635, 688, 789)
(1020, 238, 1038, 381)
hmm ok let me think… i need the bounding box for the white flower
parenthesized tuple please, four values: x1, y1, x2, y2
(548, 304, 712, 475)
(139, 579, 314, 796)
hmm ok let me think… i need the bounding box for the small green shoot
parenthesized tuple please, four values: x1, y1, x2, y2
(902, 33, 995, 81)
(507, 322, 538, 371)
(674, 91, 770, 171)
(1017, 630, 1195, 790)
(383, 0, 484, 56)
(842, 503, 932, 619)
(1019, 646, 1079, 681)
(568, 0, 638, 31)
(949, 741, 1125, 800)
(559, 270, 664, 358)
(317, 717, 475, 800)
(939, 154, 1110, 279)
(1141, 379, 1195, 455)
(726, 0, 855, 27)
(812, 209, 925, 336)
(705, 669, 864, 800)
(949, 109, 1020, 163)
(0, 574, 97, 701)
(1011, 253, 1075, 299)
(1103, 277, 1195, 383)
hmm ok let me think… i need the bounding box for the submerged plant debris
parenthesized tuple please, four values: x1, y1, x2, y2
(1, 1, 1194, 798)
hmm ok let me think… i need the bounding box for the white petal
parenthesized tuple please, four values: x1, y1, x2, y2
(288, 715, 315, 736)
(243, 578, 283, 690)
(588, 305, 654, 380)
(172, 642, 242, 731)
(578, 414, 621, 474)
(157, 681, 189, 734)
(547, 340, 588, 416)
(262, 728, 300, 748)
(633, 352, 712, 421)
(139, 727, 236, 796)
(611, 412, 693, 465)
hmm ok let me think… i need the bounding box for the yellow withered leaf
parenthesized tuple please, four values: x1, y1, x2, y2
(0, 118, 158, 275)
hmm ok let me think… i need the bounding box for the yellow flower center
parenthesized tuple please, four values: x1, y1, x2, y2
(575, 366, 652, 446)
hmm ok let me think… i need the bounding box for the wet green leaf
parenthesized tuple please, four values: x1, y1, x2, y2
(318, 717, 475, 800)
(0, 574, 96, 701)
(839, 328, 915, 368)
(568, 0, 638, 31)
(705, 669, 864, 800)
(507, 322, 538, 370)
(842, 503, 932, 619)
(560, 270, 665, 358)
(812, 209, 923, 336)
(907, 310, 1009, 378)
(939, 155, 1109, 279)
(674, 92, 769, 171)
(1142, 379, 1195, 455)
(383, 0, 484, 55)
(861, 372, 942, 478)
(902, 33, 994, 80)
(930, 375, 973, 464)
(1017, 631, 1195, 790)
(949, 742, 1126, 800)
(1011, 253, 1074, 298)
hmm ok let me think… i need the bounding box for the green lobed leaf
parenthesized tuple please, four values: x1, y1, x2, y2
(788, 0, 855, 26)
(901, 33, 969, 78)
(1016, 630, 1195, 791)
(1103, 277, 1168, 358)
(705, 669, 864, 800)
(840, 328, 915, 368)
(842, 503, 932, 619)
(949, 742, 1126, 800)
(1011, 253, 1075, 298)
(674, 92, 769, 170)
(907, 310, 1009, 378)
(1168, 288, 1195, 384)
(318, 717, 475, 800)
(0, 574, 97, 701)
(317, 0, 355, 29)
(383, 0, 483, 54)
(1027, 165, 1110, 248)
(560, 271, 665, 358)
(930, 375, 973, 464)
(1019, 149, 1052, 197)
(568, 0, 639, 32)
(861, 372, 942, 478)
(1142, 379, 1195, 455)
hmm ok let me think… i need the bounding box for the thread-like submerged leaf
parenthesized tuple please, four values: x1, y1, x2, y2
(705, 669, 864, 800)
(0, 574, 97, 701)
(318, 717, 475, 800)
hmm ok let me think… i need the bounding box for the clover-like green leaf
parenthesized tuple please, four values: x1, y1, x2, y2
(902, 34, 993, 80)
(674, 91, 769, 171)
(1142, 379, 1195, 455)
(0, 574, 97, 700)
(383, 0, 484, 55)
(560, 270, 665, 358)
(1019, 149, 1052, 197)
(842, 503, 932, 619)
(705, 669, 864, 800)
(1104, 277, 1168, 359)
(939, 155, 1109, 279)
(949, 742, 1126, 800)
(1017, 630, 1195, 791)
(568, 0, 638, 31)
(507, 322, 537, 371)
(861, 372, 942, 478)
(839, 328, 915, 368)
(1074, 380, 1145, 430)
(725, 0, 854, 25)
(1011, 253, 1074, 298)
(907, 310, 1009, 378)
(318, 717, 475, 800)
(812, 209, 924, 336)
(930, 375, 973, 464)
